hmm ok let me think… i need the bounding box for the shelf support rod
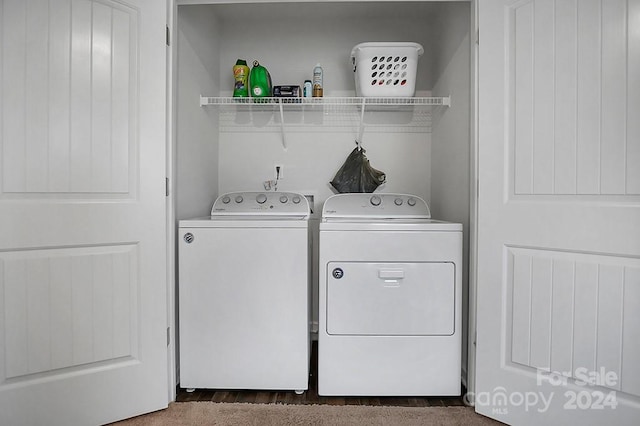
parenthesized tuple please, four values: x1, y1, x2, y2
(278, 101, 288, 151)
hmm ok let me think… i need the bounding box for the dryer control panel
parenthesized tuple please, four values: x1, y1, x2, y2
(211, 191, 310, 216)
(322, 193, 430, 219)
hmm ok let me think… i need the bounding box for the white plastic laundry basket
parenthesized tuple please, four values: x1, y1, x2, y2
(350, 42, 424, 97)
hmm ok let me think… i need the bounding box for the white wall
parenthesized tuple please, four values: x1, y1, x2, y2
(430, 2, 472, 384)
(176, 2, 473, 210)
(176, 6, 222, 220)
(217, 111, 432, 206)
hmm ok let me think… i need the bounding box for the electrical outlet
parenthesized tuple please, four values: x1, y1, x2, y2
(274, 164, 283, 180)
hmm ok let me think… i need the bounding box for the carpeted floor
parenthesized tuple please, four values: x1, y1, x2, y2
(111, 402, 502, 425)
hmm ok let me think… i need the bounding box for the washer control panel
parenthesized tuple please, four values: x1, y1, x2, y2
(211, 191, 310, 216)
(322, 193, 430, 219)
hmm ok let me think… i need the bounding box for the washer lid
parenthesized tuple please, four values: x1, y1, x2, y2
(211, 191, 310, 218)
(322, 193, 430, 220)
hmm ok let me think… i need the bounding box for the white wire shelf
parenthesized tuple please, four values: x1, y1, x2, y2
(199, 95, 451, 107)
(199, 95, 449, 150)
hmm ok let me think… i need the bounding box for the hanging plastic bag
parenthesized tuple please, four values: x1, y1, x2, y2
(330, 146, 386, 193)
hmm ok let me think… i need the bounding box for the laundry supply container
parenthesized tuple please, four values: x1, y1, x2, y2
(350, 42, 424, 97)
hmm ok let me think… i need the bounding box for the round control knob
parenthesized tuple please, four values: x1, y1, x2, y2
(292, 196, 301, 204)
(407, 197, 417, 206)
(221, 196, 231, 204)
(370, 195, 382, 206)
(394, 197, 403, 206)
(235, 195, 244, 203)
(256, 193, 267, 204)
(279, 195, 289, 204)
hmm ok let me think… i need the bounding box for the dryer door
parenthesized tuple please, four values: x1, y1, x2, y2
(326, 262, 455, 336)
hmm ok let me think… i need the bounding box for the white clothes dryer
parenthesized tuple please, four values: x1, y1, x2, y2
(179, 191, 311, 393)
(318, 193, 462, 396)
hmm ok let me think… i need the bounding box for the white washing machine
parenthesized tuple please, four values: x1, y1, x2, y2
(179, 191, 311, 393)
(318, 193, 462, 396)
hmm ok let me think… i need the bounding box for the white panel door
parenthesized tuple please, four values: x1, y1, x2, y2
(0, 0, 168, 425)
(476, 0, 640, 425)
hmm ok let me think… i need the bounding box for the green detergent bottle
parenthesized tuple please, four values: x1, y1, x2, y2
(232, 59, 250, 97)
(249, 60, 272, 98)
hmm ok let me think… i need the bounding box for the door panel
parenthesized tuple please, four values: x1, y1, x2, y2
(507, 0, 639, 198)
(0, 0, 167, 424)
(505, 247, 640, 396)
(477, 0, 640, 424)
(2, 245, 138, 379)
(2, 0, 135, 197)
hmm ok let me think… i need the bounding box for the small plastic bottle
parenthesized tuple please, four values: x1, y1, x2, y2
(303, 80, 312, 98)
(312, 63, 323, 97)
